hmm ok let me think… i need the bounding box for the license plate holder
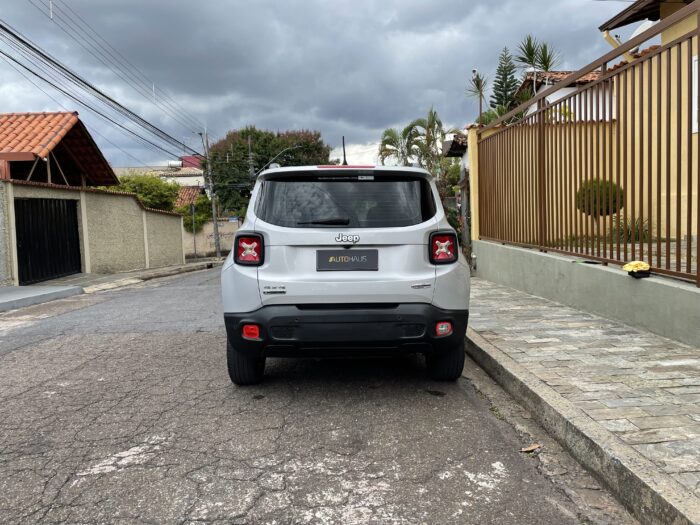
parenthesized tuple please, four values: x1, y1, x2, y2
(316, 249, 378, 271)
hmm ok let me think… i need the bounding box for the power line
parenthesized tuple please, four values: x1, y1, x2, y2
(0, 34, 184, 159)
(54, 0, 207, 132)
(26, 0, 205, 134)
(28, 0, 205, 131)
(0, 49, 151, 166)
(0, 18, 202, 157)
(0, 47, 184, 159)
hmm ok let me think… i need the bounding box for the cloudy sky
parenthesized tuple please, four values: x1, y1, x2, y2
(0, 0, 637, 166)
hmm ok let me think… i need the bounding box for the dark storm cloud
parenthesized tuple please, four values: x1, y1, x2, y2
(1, 0, 631, 165)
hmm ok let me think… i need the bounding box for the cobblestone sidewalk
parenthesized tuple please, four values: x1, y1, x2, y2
(469, 278, 700, 499)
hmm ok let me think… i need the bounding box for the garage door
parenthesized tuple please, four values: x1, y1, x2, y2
(14, 198, 82, 285)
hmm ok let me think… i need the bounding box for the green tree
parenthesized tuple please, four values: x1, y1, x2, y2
(110, 174, 180, 211)
(490, 47, 519, 110)
(208, 127, 333, 213)
(537, 42, 561, 73)
(435, 157, 462, 201)
(410, 107, 456, 178)
(176, 194, 212, 233)
(476, 105, 510, 126)
(378, 125, 419, 166)
(466, 71, 488, 124)
(516, 34, 540, 95)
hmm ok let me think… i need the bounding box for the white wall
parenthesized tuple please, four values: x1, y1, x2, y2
(160, 175, 205, 187)
(527, 84, 614, 121)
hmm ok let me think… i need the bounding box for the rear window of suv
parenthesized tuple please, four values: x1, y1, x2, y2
(255, 173, 437, 228)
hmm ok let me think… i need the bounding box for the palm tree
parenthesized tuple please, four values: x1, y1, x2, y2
(410, 107, 457, 178)
(378, 125, 418, 166)
(516, 34, 540, 95)
(466, 71, 488, 125)
(537, 42, 561, 75)
(477, 105, 510, 126)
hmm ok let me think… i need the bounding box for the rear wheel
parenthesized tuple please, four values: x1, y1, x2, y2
(426, 340, 465, 381)
(227, 340, 265, 385)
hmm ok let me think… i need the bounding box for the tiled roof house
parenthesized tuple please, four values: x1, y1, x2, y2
(0, 111, 118, 186)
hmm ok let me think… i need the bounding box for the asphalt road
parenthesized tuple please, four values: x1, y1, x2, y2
(0, 269, 636, 524)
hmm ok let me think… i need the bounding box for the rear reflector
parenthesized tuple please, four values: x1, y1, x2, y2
(242, 324, 260, 340)
(429, 231, 458, 264)
(234, 233, 264, 266)
(435, 321, 453, 337)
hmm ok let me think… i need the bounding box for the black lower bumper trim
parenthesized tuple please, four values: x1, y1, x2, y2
(224, 304, 468, 357)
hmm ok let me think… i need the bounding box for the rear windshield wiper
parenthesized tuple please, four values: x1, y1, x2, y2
(297, 217, 350, 225)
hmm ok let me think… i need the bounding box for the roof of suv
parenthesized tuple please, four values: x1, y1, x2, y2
(258, 165, 432, 180)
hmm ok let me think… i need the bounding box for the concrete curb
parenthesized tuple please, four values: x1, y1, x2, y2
(138, 260, 223, 282)
(465, 327, 700, 525)
(0, 262, 224, 311)
(83, 261, 222, 294)
(0, 286, 83, 313)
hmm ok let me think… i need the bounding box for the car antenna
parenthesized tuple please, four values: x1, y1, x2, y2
(342, 136, 348, 166)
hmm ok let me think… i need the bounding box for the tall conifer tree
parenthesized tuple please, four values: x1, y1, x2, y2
(490, 47, 519, 110)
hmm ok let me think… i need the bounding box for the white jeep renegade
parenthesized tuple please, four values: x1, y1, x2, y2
(221, 165, 470, 385)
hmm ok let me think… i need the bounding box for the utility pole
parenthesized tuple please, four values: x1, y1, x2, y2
(200, 130, 221, 258)
(247, 136, 255, 178)
(190, 202, 197, 258)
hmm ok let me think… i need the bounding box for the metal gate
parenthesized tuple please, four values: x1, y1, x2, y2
(14, 198, 82, 285)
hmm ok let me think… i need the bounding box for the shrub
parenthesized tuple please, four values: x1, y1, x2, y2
(177, 195, 212, 233)
(575, 180, 624, 217)
(446, 207, 463, 239)
(609, 216, 650, 243)
(111, 174, 180, 211)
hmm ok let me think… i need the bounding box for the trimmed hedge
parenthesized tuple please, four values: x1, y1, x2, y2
(575, 180, 624, 216)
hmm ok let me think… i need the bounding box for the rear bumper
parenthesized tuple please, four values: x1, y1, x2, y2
(224, 304, 468, 358)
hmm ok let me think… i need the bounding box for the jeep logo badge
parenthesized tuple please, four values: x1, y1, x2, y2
(335, 233, 360, 244)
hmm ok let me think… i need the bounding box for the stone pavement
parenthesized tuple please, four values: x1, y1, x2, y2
(469, 278, 700, 501)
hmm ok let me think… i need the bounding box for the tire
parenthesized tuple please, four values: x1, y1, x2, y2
(426, 340, 465, 381)
(227, 340, 265, 385)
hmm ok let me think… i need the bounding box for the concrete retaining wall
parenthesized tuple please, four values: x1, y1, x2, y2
(85, 191, 147, 273)
(472, 239, 700, 347)
(146, 211, 185, 268)
(183, 219, 238, 257)
(0, 182, 11, 286)
(2, 181, 184, 283)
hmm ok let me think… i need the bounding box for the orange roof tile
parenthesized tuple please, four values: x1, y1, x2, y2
(175, 185, 204, 208)
(0, 111, 118, 186)
(0, 112, 79, 160)
(522, 70, 602, 85)
(514, 70, 604, 101)
(609, 45, 661, 72)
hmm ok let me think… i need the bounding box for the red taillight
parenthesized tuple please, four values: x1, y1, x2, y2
(429, 232, 458, 264)
(234, 234, 264, 266)
(242, 324, 260, 340)
(435, 321, 453, 337)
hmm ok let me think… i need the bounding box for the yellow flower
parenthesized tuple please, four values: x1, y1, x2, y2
(623, 261, 650, 272)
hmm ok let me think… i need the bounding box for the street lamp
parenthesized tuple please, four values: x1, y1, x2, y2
(254, 144, 304, 178)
